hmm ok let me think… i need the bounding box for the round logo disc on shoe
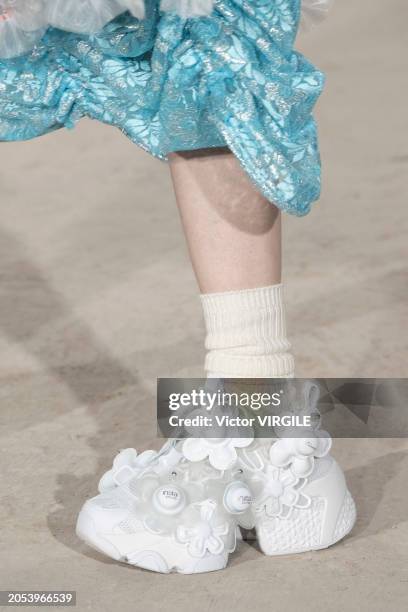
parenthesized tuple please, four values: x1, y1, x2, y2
(152, 485, 186, 515)
(223, 481, 253, 514)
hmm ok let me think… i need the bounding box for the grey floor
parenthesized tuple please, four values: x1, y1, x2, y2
(0, 1, 407, 611)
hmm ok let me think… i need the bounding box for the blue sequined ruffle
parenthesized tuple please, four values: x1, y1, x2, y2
(0, 0, 324, 215)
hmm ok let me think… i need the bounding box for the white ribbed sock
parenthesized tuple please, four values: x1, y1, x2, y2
(200, 284, 295, 378)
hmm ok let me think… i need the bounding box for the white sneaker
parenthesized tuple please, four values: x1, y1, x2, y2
(240, 436, 356, 555)
(77, 427, 356, 568)
(76, 439, 254, 574)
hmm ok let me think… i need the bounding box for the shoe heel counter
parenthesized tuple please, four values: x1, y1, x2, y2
(305, 458, 348, 546)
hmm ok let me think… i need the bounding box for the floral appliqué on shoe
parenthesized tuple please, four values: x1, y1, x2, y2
(176, 500, 231, 558)
(269, 434, 332, 478)
(252, 465, 311, 519)
(182, 437, 253, 471)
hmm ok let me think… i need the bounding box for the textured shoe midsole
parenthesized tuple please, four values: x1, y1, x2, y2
(256, 460, 356, 556)
(76, 508, 229, 574)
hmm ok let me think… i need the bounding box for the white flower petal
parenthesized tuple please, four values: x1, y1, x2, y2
(296, 493, 311, 509)
(239, 447, 265, 471)
(137, 449, 159, 467)
(279, 504, 292, 519)
(97, 471, 116, 493)
(291, 456, 314, 478)
(213, 522, 229, 537)
(182, 438, 210, 462)
(113, 448, 138, 469)
(189, 536, 206, 558)
(209, 446, 237, 471)
(176, 525, 195, 544)
(296, 437, 319, 457)
(281, 488, 299, 507)
(199, 500, 217, 522)
(233, 437, 254, 449)
(280, 469, 297, 487)
(207, 534, 224, 555)
(265, 465, 280, 480)
(113, 464, 137, 486)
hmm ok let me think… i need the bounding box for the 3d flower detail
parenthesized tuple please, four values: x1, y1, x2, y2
(176, 500, 230, 558)
(98, 441, 183, 493)
(238, 441, 269, 473)
(133, 473, 192, 535)
(182, 437, 253, 471)
(98, 447, 159, 493)
(269, 433, 332, 478)
(252, 466, 310, 519)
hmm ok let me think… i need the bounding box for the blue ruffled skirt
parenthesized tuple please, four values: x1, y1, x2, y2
(0, 0, 325, 215)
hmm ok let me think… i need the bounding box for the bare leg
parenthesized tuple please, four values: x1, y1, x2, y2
(169, 148, 281, 293)
(169, 148, 293, 378)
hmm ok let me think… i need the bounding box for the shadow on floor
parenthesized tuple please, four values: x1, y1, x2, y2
(345, 449, 408, 540)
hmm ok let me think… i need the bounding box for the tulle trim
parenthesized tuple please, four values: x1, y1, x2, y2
(300, 0, 333, 32)
(0, 0, 334, 59)
(161, 0, 214, 19)
(0, 0, 146, 58)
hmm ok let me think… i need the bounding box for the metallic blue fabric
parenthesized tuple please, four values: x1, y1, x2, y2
(0, 0, 324, 215)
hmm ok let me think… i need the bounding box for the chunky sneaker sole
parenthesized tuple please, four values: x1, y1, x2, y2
(254, 457, 356, 556)
(76, 504, 229, 574)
